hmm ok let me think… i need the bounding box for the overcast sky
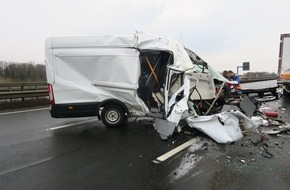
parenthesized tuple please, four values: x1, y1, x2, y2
(1, 0, 290, 73)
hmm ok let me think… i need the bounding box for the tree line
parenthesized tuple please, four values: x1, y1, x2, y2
(0, 61, 46, 82)
(0, 60, 278, 82)
(241, 71, 277, 78)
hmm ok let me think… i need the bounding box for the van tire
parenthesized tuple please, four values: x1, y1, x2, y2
(101, 105, 126, 127)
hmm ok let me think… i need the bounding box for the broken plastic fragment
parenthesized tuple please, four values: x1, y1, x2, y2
(261, 150, 273, 159)
(264, 111, 279, 118)
(277, 134, 290, 138)
(251, 116, 264, 127)
(259, 122, 290, 134)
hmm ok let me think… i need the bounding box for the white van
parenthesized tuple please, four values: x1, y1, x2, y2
(45, 33, 256, 141)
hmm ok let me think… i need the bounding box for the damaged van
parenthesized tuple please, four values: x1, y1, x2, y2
(45, 33, 258, 142)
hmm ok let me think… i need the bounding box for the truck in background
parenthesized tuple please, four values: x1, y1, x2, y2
(278, 33, 290, 94)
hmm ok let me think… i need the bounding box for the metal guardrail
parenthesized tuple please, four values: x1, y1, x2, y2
(240, 77, 277, 83)
(0, 82, 48, 101)
(0, 78, 278, 101)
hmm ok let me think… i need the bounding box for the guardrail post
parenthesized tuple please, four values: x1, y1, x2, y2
(35, 85, 38, 101)
(21, 84, 24, 102)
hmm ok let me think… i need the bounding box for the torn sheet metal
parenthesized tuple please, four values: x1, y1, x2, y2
(136, 32, 193, 71)
(154, 75, 198, 139)
(186, 112, 243, 143)
(229, 110, 259, 131)
(154, 119, 176, 140)
(251, 116, 265, 127)
(186, 111, 259, 143)
(166, 75, 196, 122)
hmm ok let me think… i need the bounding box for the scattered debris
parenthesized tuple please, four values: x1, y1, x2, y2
(184, 131, 196, 135)
(261, 150, 274, 159)
(277, 134, 290, 138)
(259, 123, 290, 135)
(264, 111, 279, 118)
(269, 120, 280, 126)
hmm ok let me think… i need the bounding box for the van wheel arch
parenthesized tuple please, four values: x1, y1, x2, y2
(97, 99, 129, 127)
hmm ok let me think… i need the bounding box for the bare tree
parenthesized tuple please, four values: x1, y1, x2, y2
(0, 61, 46, 82)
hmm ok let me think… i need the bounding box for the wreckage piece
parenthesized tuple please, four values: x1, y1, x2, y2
(264, 111, 279, 118)
(204, 82, 227, 115)
(186, 112, 243, 143)
(221, 105, 241, 112)
(221, 95, 258, 118)
(242, 86, 280, 103)
(261, 150, 273, 159)
(154, 119, 176, 140)
(186, 111, 259, 143)
(259, 123, 290, 134)
(239, 96, 257, 117)
(154, 75, 198, 139)
(230, 110, 260, 131)
(255, 109, 290, 135)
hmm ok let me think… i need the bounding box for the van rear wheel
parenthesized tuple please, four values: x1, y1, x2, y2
(101, 105, 126, 127)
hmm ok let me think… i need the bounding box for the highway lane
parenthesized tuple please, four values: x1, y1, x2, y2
(0, 89, 290, 189)
(0, 108, 194, 190)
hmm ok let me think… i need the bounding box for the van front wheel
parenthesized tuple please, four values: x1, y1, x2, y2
(101, 105, 126, 127)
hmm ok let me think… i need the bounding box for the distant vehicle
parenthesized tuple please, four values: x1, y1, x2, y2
(277, 33, 290, 94)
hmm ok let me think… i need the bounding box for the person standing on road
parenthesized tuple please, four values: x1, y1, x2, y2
(228, 70, 242, 90)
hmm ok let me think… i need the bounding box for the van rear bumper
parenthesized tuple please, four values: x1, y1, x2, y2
(50, 103, 100, 118)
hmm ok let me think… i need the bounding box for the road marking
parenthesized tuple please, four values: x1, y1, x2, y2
(153, 138, 197, 164)
(0, 157, 53, 176)
(0, 107, 49, 116)
(46, 118, 98, 131)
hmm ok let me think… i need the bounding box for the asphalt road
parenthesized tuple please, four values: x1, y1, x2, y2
(0, 81, 290, 190)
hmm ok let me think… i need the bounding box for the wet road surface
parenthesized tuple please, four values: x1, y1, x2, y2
(0, 80, 290, 190)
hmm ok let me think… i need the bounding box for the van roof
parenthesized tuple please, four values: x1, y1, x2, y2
(46, 35, 136, 49)
(46, 33, 194, 71)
